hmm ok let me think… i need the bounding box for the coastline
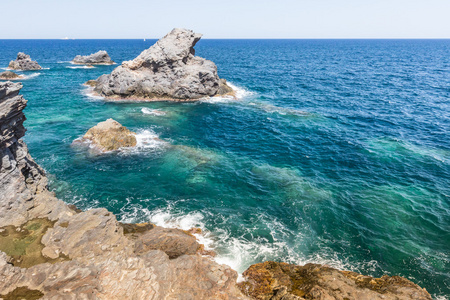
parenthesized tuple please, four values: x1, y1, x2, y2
(0, 81, 434, 299)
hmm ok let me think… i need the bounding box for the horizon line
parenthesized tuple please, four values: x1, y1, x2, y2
(1, 37, 450, 40)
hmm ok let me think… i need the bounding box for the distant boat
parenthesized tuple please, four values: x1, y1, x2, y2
(61, 37, 69, 40)
(144, 38, 146, 42)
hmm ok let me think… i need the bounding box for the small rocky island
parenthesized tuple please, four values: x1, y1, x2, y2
(72, 50, 115, 65)
(80, 118, 137, 152)
(0, 71, 24, 80)
(89, 28, 234, 101)
(0, 81, 433, 299)
(8, 52, 42, 70)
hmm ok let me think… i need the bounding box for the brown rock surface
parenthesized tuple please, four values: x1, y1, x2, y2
(237, 261, 432, 300)
(81, 118, 137, 152)
(0, 71, 24, 80)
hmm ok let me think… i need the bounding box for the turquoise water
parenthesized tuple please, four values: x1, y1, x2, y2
(1, 39, 449, 298)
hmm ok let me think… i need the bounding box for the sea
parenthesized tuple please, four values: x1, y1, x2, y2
(0, 39, 449, 299)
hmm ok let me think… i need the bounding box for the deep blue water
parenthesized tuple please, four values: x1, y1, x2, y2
(1, 39, 449, 298)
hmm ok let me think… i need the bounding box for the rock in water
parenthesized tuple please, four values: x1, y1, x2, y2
(8, 52, 42, 70)
(81, 118, 137, 151)
(0, 71, 23, 80)
(93, 28, 234, 101)
(72, 50, 115, 65)
(238, 261, 432, 300)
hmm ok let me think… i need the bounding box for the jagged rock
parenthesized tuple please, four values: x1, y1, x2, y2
(81, 118, 137, 152)
(8, 52, 42, 70)
(237, 261, 432, 300)
(93, 28, 234, 101)
(72, 50, 114, 65)
(0, 71, 24, 80)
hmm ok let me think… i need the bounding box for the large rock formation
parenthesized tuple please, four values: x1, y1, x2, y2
(8, 52, 42, 70)
(237, 262, 432, 300)
(0, 81, 246, 299)
(0, 71, 24, 80)
(72, 50, 115, 65)
(80, 118, 137, 152)
(92, 28, 234, 101)
(0, 81, 434, 299)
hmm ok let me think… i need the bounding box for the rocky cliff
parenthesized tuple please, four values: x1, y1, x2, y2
(8, 53, 42, 71)
(0, 82, 433, 299)
(92, 28, 234, 101)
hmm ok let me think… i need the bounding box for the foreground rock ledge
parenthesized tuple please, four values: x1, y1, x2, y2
(72, 50, 115, 65)
(80, 118, 137, 152)
(237, 261, 432, 300)
(8, 52, 42, 70)
(91, 28, 234, 101)
(0, 81, 432, 299)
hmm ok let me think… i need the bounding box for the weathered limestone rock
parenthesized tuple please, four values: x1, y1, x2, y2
(0, 71, 24, 80)
(8, 52, 42, 70)
(237, 261, 432, 300)
(93, 28, 234, 101)
(72, 50, 115, 65)
(81, 118, 137, 152)
(0, 82, 71, 227)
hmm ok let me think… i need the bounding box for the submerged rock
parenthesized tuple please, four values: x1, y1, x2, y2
(238, 261, 432, 300)
(81, 118, 137, 152)
(92, 28, 234, 101)
(0, 71, 24, 80)
(8, 52, 42, 70)
(72, 50, 114, 65)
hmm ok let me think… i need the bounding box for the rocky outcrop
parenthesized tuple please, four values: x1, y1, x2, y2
(0, 71, 24, 80)
(8, 52, 42, 70)
(92, 28, 234, 101)
(79, 118, 137, 152)
(0, 81, 246, 299)
(237, 261, 432, 300)
(72, 50, 115, 65)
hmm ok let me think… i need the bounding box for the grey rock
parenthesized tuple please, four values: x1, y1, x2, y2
(8, 52, 42, 70)
(93, 28, 233, 101)
(72, 50, 114, 65)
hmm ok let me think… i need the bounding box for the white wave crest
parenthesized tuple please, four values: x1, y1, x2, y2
(141, 108, 166, 116)
(67, 65, 96, 69)
(200, 82, 255, 104)
(81, 86, 104, 101)
(22, 73, 41, 80)
(125, 205, 378, 282)
(135, 129, 168, 150)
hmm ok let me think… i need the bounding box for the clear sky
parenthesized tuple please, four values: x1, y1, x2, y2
(1, 0, 450, 39)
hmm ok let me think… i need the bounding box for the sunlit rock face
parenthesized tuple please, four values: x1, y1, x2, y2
(93, 28, 233, 101)
(8, 52, 42, 70)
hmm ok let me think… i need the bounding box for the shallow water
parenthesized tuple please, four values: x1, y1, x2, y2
(0, 39, 449, 298)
